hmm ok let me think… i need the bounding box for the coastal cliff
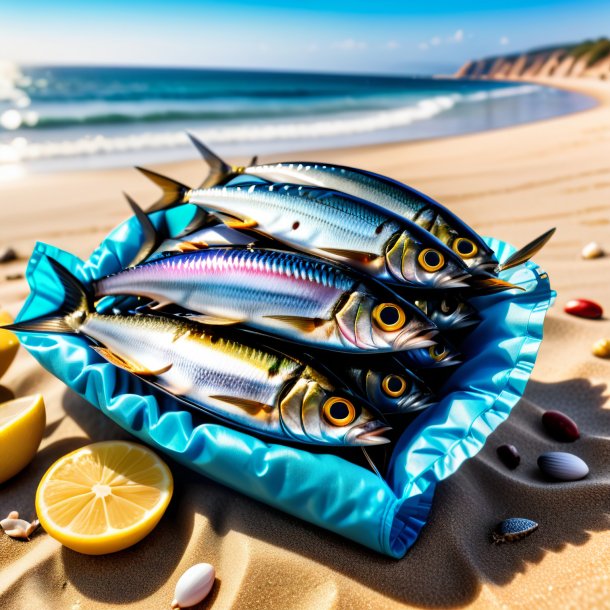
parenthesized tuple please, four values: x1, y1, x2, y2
(456, 38, 610, 80)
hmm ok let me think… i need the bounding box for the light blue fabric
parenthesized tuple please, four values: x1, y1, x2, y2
(16, 209, 553, 558)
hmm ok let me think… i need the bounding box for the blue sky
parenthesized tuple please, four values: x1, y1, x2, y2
(1, 1, 608, 74)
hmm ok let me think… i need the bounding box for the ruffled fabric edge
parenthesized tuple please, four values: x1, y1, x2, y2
(16, 211, 553, 558)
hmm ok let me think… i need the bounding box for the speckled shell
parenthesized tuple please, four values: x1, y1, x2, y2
(496, 444, 520, 469)
(542, 410, 579, 442)
(492, 518, 538, 543)
(564, 299, 603, 319)
(172, 563, 215, 609)
(537, 451, 589, 481)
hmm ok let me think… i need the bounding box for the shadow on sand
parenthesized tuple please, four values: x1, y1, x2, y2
(58, 376, 610, 607)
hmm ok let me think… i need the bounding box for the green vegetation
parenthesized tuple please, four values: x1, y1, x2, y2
(568, 37, 610, 66)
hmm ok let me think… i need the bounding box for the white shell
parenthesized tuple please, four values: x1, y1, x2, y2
(582, 241, 604, 259)
(172, 563, 215, 608)
(7, 511, 19, 520)
(538, 451, 589, 481)
(1, 518, 31, 532)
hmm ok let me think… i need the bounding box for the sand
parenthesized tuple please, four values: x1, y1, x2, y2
(1, 77, 610, 609)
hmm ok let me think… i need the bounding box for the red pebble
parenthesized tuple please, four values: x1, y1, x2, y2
(564, 299, 603, 319)
(542, 410, 580, 442)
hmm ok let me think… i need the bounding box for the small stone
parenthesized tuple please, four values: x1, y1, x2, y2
(582, 242, 604, 259)
(0, 247, 17, 264)
(538, 451, 589, 481)
(496, 444, 520, 469)
(492, 518, 538, 543)
(592, 338, 610, 358)
(172, 563, 215, 609)
(542, 410, 580, 442)
(564, 299, 603, 319)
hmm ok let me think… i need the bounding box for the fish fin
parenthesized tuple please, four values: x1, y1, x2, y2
(185, 314, 245, 326)
(210, 395, 272, 414)
(2, 258, 92, 336)
(124, 192, 159, 267)
(468, 275, 525, 293)
(319, 247, 380, 264)
(136, 166, 191, 212)
(91, 346, 172, 376)
(187, 133, 236, 188)
(263, 315, 326, 333)
(249, 155, 258, 166)
(176, 239, 209, 252)
(496, 228, 556, 272)
(224, 217, 258, 230)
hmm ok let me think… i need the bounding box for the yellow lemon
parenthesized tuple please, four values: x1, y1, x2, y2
(0, 394, 46, 484)
(36, 441, 173, 555)
(0, 310, 19, 379)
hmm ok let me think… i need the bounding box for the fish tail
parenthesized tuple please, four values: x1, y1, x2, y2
(2, 258, 92, 335)
(187, 133, 237, 188)
(496, 228, 556, 272)
(136, 166, 191, 212)
(124, 192, 159, 267)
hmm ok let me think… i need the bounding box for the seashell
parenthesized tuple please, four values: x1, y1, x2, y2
(25, 519, 40, 538)
(592, 338, 610, 358)
(1, 517, 33, 540)
(542, 410, 579, 442)
(492, 517, 538, 543)
(581, 241, 604, 259)
(496, 444, 520, 469)
(7, 511, 19, 520)
(564, 299, 603, 319)
(537, 451, 589, 481)
(172, 563, 215, 609)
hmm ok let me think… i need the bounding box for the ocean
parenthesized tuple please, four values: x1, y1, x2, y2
(0, 64, 597, 176)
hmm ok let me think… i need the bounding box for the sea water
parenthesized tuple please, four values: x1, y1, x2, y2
(0, 64, 596, 176)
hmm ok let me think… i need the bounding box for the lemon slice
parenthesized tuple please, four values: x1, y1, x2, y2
(0, 394, 46, 484)
(0, 310, 19, 379)
(36, 441, 173, 555)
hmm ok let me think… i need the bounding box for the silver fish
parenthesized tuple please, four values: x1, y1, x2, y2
(414, 295, 480, 332)
(344, 364, 436, 414)
(94, 247, 440, 354)
(137, 169, 518, 293)
(185, 136, 555, 273)
(8, 258, 390, 447)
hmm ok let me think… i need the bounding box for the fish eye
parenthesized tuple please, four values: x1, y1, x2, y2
(381, 374, 409, 398)
(372, 303, 406, 332)
(429, 344, 449, 362)
(418, 248, 445, 272)
(323, 397, 356, 427)
(452, 238, 478, 259)
(440, 298, 458, 314)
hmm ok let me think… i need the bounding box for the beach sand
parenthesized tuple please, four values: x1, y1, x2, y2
(1, 77, 610, 609)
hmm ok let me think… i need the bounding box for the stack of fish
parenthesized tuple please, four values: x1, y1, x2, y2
(5, 136, 554, 462)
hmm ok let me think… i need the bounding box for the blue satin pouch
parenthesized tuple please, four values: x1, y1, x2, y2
(16, 207, 553, 558)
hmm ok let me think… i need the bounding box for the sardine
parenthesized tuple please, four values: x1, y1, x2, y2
(414, 294, 480, 332)
(185, 136, 555, 273)
(7, 258, 390, 447)
(137, 169, 518, 293)
(343, 363, 436, 415)
(94, 247, 440, 354)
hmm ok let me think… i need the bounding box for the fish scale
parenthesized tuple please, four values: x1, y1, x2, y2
(95, 247, 441, 354)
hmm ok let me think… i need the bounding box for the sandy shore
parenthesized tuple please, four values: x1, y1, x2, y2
(2, 77, 610, 609)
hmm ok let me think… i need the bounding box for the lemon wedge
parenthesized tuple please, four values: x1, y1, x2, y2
(0, 394, 46, 484)
(36, 441, 173, 555)
(0, 310, 19, 379)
